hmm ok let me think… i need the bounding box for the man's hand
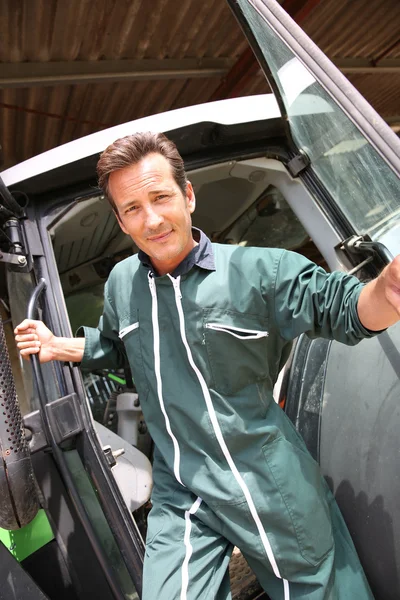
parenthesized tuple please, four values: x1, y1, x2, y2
(14, 319, 56, 362)
(382, 255, 400, 316)
(14, 320, 85, 363)
(358, 255, 400, 331)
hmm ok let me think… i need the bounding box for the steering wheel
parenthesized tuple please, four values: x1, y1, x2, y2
(0, 316, 39, 529)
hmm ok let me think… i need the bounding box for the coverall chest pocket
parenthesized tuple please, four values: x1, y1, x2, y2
(203, 310, 269, 395)
(119, 314, 149, 397)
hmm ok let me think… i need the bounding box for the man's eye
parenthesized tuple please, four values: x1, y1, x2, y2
(156, 194, 168, 201)
(125, 205, 138, 213)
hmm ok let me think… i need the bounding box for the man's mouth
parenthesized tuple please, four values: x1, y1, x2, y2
(147, 230, 173, 242)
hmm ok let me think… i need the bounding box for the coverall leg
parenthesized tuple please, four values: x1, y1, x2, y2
(143, 453, 374, 600)
(242, 495, 374, 599)
(142, 454, 233, 600)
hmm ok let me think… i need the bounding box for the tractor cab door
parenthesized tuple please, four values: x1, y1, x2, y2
(0, 183, 144, 599)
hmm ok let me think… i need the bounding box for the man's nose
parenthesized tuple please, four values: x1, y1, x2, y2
(145, 205, 164, 229)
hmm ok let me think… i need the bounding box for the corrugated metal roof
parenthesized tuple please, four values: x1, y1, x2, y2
(0, 75, 238, 168)
(302, 0, 400, 59)
(345, 72, 400, 117)
(0, 0, 246, 62)
(0, 0, 251, 168)
(0, 0, 399, 170)
(300, 0, 400, 128)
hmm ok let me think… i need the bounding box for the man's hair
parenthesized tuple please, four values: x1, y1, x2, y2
(97, 132, 187, 214)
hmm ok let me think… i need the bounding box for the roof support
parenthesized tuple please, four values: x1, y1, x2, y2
(333, 58, 400, 74)
(386, 116, 400, 133)
(0, 58, 235, 89)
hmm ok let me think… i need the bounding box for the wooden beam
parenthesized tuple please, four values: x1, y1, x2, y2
(333, 58, 400, 74)
(386, 116, 400, 133)
(0, 58, 235, 89)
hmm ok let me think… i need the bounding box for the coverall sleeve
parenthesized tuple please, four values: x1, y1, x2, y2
(77, 281, 128, 371)
(272, 250, 380, 344)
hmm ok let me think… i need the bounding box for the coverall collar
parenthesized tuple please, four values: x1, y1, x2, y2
(138, 227, 215, 277)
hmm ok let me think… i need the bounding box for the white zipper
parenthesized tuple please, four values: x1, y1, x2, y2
(148, 273, 184, 486)
(168, 275, 283, 582)
(170, 275, 182, 299)
(205, 323, 268, 340)
(118, 322, 139, 339)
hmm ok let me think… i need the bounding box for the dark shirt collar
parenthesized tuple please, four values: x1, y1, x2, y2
(138, 227, 215, 277)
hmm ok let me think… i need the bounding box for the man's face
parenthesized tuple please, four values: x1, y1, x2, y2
(108, 153, 196, 275)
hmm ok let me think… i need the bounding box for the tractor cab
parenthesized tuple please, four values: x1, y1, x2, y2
(1, 1, 400, 598)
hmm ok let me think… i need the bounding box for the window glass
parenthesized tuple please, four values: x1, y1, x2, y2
(238, 0, 400, 246)
(64, 450, 139, 600)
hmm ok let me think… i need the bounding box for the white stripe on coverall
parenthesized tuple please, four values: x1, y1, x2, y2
(180, 496, 203, 600)
(169, 275, 290, 600)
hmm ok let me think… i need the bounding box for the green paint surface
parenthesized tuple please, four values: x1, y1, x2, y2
(107, 373, 126, 385)
(0, 509, 54, 562)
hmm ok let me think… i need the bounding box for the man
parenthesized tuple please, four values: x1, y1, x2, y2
(15, 132, 400, 600)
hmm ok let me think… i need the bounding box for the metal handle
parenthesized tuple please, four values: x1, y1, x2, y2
(27, 278, 47, 321)
(27, 278, 48, 410)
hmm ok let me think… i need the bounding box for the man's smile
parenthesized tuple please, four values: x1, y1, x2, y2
(147, 229, 173, 242)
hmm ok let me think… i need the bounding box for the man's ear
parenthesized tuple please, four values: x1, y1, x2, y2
(186, 181, 196, 214)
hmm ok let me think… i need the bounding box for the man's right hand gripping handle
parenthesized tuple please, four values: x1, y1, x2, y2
(14, 319, 85, 363)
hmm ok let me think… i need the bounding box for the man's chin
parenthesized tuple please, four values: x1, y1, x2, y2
(149, 242, 182, 262)
(154, 251, 181, 263)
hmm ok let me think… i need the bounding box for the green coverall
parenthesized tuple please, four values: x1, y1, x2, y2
(81, 242, 375, 600)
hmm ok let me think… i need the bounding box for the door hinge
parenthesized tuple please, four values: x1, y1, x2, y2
(286, 151, 310, 177)
(1, 218, 31, 271)
(0, 251, 27, 267)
